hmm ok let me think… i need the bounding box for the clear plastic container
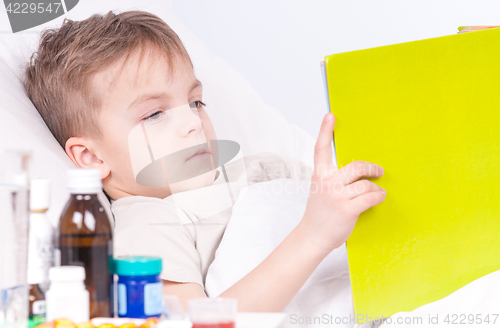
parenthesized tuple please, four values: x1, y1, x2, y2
(0, 149, 31, 328)
(188, 297, 237, 328)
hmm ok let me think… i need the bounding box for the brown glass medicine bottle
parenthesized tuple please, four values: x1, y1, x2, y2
(56, 168, 113, 318)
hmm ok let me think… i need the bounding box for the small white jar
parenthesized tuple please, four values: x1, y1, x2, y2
(46, 266, 89, 323)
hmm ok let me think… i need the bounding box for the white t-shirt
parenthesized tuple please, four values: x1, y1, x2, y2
(111, 152, 312, 290)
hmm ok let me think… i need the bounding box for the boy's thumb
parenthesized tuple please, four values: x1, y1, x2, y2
(313, 113, 335, 170)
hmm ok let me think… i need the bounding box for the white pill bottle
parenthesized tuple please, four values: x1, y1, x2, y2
(46, 266, 90, 323)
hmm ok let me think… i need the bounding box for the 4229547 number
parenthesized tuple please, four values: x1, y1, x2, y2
(5, 2, 62, 14)
(444, 314, 499, 325)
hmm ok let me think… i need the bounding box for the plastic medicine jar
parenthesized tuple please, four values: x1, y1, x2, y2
(113, 256, 163, 318)
(45, 266, 90, 323)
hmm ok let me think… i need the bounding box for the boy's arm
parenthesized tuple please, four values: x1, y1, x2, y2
(164, 113, 386, 313)
(216, 221, 329, 312)
(163, 223, 329, 312)
(162, 280, 206, 311)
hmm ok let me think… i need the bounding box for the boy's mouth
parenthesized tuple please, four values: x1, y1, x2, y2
(185, 147, 210, 162)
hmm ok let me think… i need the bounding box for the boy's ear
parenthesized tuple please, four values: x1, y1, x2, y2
(65, 137, 111, 180)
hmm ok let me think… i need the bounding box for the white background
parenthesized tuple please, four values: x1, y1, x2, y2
(172, 0, 500, 138)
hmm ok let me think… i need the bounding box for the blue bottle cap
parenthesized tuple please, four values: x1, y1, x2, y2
(113, 256, 162, 276)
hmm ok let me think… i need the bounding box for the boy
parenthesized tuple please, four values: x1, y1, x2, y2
(23, 10, 386, 312)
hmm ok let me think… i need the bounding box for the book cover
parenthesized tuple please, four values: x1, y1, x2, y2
(323, 27, 500, 321)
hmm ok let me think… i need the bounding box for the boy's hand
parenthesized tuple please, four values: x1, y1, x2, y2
(298, 113, 386, 254)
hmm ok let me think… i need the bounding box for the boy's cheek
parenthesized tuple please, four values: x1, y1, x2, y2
(199, 110, 217, 141)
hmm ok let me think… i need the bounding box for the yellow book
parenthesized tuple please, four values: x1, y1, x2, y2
(458, 25, 500, 32)
(323, 27, 500, 322)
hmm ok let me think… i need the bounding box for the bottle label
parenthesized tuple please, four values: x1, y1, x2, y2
(29, 235, 54, 270)
(39, 237, 54, 268)
(118, 283, 127, 316)
(144, 282, 162, 316)
(32, 300, 46, 315)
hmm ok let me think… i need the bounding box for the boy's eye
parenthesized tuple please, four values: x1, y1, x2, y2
(189, 100, 206, 110)
(143, 110, 164, 122)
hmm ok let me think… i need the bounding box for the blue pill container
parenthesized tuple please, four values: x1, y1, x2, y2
(113, 256, 163, 318)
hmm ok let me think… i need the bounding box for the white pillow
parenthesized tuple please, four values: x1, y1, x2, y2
(0, 0, 315, 227)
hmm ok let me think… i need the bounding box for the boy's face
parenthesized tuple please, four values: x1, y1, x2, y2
(90, 48, 217, 199)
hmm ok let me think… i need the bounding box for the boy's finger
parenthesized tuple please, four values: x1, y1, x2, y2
(349, 189, 386, 214)
(347, 180, 384, 199)
(313, 113, 335, 171)
(337, 161, 384, 185)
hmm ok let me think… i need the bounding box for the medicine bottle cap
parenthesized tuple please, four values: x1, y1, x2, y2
(49, 266, 86, 282)
(30, 178, 50, 211)
(67, 168, 102, 194)
(113, 256, 162, 276)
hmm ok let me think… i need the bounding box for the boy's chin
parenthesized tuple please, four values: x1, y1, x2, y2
(168, 169, 217, 195)
(123, 169, 218, 199)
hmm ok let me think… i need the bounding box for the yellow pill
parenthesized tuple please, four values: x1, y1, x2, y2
(138, 318, 158, 328)
(118, 324, 136, 328)
(55, 318, 76, 328)
(76, 322, 94, 328)
(145, 318, 158, 325)
(97, 324, 115, 328)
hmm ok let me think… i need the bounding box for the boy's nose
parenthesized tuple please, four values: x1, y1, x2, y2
(172, 103, 203, 137)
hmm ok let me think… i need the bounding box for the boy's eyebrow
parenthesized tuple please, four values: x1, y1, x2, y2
(126, 79, 203, 111)
(127, 93, 166, 111)
(191, 79, 202, 92)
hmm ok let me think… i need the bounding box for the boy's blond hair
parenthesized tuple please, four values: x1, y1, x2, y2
(23, 10, 192, 149)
